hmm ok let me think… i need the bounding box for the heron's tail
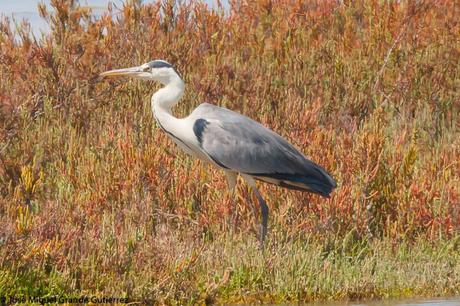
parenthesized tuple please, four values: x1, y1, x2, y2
(254, 164, 337, 197)
(282, 174, 337, 197)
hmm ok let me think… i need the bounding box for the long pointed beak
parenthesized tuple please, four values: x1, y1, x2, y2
(100, 66, 142, 78)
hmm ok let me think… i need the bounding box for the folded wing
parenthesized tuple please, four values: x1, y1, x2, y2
(191, 103, 337, 197)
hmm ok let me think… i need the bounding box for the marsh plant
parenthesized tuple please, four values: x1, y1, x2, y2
(0, 0, 459, 304)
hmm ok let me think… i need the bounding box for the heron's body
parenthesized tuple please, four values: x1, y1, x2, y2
(101, 60, 337, 248)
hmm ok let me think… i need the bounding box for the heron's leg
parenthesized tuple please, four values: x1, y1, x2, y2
(225, 171, 238, 231)
(254, 188, 269, 249)
(241, 174, 269, 249)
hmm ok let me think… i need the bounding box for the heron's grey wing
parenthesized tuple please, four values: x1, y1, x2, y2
(191, 103, 337, 197)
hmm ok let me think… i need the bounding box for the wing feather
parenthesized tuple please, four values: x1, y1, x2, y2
(191, 103, 337, 196)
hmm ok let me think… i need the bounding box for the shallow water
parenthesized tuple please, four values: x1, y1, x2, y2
(306, 297, 460, 306)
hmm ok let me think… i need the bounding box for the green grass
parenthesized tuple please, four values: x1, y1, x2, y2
(1, 234, 460, 304)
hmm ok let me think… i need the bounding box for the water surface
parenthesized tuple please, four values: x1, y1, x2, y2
(307, 297, 460, 306)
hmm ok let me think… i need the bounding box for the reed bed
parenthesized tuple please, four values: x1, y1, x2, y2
(0, 0, 459, 303)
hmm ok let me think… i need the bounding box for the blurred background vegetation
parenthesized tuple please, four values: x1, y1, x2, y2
(0, 0, 459, 303)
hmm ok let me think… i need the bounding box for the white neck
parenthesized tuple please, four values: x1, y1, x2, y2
(152, 78, 184, 112)
(151, 78, 185, 131)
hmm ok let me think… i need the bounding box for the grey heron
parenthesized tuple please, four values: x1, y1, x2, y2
(100, 60, 337, 248)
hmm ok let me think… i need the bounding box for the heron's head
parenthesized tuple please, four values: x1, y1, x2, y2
(100, 60, 182, 85)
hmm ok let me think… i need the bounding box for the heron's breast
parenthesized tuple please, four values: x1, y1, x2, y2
(162, 124, 210, 162)
(169, 136, 197, 156)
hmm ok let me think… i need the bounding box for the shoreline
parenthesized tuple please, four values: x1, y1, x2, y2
(2, 236, 460, 304)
